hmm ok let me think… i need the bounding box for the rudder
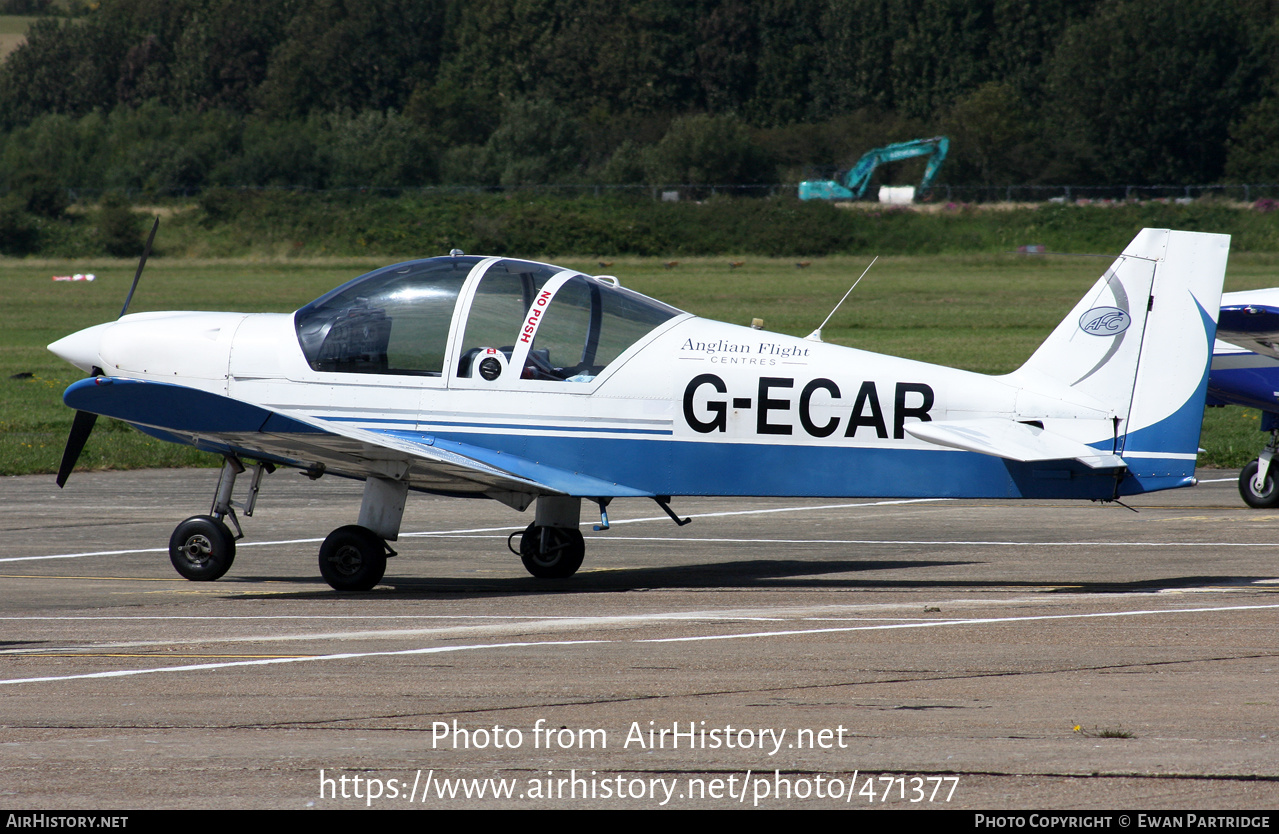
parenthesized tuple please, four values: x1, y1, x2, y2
(1011, 229, 1229, 493)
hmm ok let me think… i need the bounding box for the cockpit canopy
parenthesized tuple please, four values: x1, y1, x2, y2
(294, 256, 682, 384)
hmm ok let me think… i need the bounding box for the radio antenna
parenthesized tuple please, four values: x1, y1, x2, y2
(805, 256, 877, 342)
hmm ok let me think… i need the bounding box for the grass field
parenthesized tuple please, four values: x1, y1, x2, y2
(2, 251, 1272, 477)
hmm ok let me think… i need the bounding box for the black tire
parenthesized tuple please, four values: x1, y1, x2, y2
(519, 523, 585, 578)
(318, 525, 387, 591)
(1239, 459, 1279, 508)
(169, 515, 236, 581)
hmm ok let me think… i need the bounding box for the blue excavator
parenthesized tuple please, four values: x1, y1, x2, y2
(799, 136, 949, 201)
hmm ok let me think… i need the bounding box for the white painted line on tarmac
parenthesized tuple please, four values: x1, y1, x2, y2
(8, 529, 1279, 563)
(403, 533, 1279, 547)
(641, 603, 1279, 643)
(1, 602, 1275, 687)
(0, 499, 947, 563)
(0, 547, 167, 562)
(580, 537, 1279, 547)
(0, 639, 610, 686)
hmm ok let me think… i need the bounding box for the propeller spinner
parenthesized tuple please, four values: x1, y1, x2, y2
(52, 216, 159, 488)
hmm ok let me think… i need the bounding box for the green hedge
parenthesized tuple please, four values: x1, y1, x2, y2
(12, 191, 1279, 259)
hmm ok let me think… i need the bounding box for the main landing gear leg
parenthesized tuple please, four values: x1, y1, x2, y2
(515, 496, 585, 578)
(318, 476, 405, 591)
(168, 456, 272, 581)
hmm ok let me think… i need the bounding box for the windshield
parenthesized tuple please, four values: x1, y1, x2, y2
(295, 256, 480, 375)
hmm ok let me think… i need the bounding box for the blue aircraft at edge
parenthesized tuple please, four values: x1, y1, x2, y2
(1209, 289, 1279, 506)
(48, 229, 1229, 591)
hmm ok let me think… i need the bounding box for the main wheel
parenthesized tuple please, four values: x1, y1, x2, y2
(169, 515, 236, 581)
(1239, 459, 1279, 508)
(519, 524, 585, 578)
(318, 525, 387, 591)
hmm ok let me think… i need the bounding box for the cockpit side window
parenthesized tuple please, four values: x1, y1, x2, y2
(592, 281, 683, 367)
(455, 260, 681, 384)
(456, 260, 562, 379)
(295, 258, 476, 376)
(528, 277, 681, 381)
(522, 276, 595, 380)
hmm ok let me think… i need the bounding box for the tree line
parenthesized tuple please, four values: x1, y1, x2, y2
(1, 0, 1277, 204)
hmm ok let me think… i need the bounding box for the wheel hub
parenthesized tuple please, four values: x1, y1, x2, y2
(180, 534, 213, 564)
(527, 531, 567, 565)
(329, 544, 365, 576)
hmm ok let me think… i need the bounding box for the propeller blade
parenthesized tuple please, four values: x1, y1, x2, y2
(60, 216, 155, 487)
(119, 216, 159, 319)
(56, 409, 98, 488)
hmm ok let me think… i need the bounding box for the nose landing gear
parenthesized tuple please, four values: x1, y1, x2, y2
(169, 515, 236, 580)
(167, 456, 270, 581)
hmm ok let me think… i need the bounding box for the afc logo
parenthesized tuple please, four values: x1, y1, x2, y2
(1078, 306, 1131, 336)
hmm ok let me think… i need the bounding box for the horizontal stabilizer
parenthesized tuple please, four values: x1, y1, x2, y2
(905, 418, 1126, 469)
(1217, 302, 1279, 359)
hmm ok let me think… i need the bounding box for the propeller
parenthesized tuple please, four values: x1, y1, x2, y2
(120, 216, 159, 318)
(55, 216, 159, 488)
(55, 407, 98, 488)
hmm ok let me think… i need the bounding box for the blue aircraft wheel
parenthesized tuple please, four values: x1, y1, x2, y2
(169, 515, 236, 581)
(1239, 459, 1279, 508)
(319, 525, 387, 591)
(519, 524, 585, 578)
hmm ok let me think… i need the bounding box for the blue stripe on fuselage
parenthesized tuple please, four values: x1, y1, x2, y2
(414, 429, 1133, 499)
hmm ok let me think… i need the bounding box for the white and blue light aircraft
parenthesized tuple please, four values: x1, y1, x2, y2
(48, 229, 1229, 591)
(1209, 289, 1279, 506)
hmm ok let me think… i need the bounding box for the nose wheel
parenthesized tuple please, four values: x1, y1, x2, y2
(319, 525, 388, 591)
(168, 515, 236, 581)
(164, 456, 272, 581)
(517, 523, 585, 578)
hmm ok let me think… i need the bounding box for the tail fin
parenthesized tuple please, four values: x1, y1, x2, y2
(1013, 229, 1229, 492)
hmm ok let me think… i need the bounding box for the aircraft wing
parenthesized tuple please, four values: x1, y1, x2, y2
(1217, 303, 1279, 359)
(63, 377, 652, 502)
(905, 418, 1126, 469)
